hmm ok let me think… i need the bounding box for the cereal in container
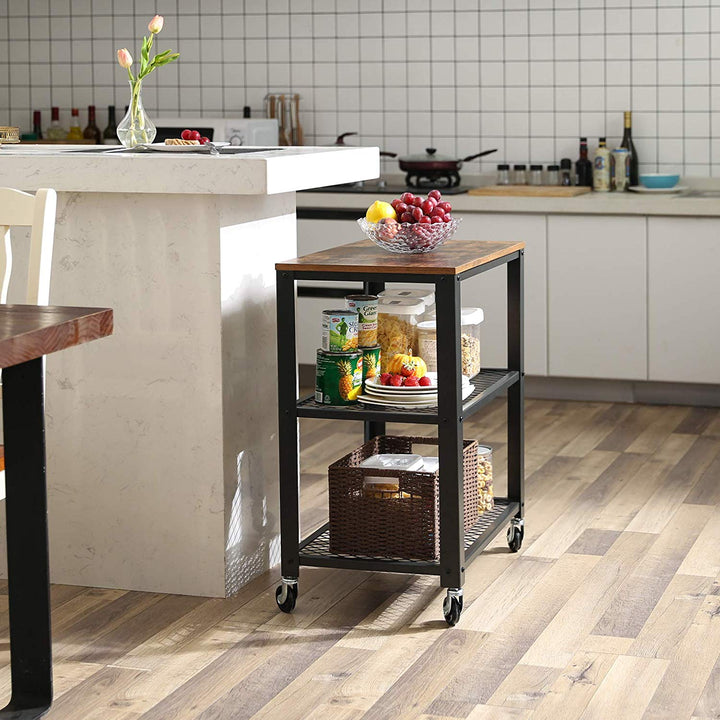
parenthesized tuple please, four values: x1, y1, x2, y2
(477, 445, 494, 513)
(378, 287, 435, 319)
(377, 297, 424, 373)
(460, 307, 483, 378)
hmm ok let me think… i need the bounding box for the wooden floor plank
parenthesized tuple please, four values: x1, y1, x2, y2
(486, 663, 561, 709)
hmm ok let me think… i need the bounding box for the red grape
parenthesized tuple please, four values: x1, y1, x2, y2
(428, 189, 442, 201)
(181, 129, 192, 140)
(444, 213, 453, 222)
(395, 202, 408, 214)
(200, 136, 209, 145)
(431, 215, 444, 223)
(400, 192, 414, 204)
(189, 130, 202, 141)
(400, 211, 414, 223)
(411, 206, 423, 222)
(437, 201, 452, 213)
(418, 215, 431, 224)
(411, 196, 423, 207)
(421, 199, 435, 214)
(391, 198, 401, 209)
(431, 206, 445, 217)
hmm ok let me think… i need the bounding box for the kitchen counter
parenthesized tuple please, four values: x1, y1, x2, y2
(0, 144, 379, 598)
(299, 181, 720, 217)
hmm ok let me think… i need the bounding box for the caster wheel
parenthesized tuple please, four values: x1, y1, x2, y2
(443, 590, 463, 626)
(507, 523, 524, 553)
(275, 582, 298, 613)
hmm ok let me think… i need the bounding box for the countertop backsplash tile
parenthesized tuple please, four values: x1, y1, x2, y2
(1, 0, 719, 175)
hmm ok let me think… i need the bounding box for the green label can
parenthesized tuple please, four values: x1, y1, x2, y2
(361, 345, 381, 388)
(315, 349, 363, 405)
(346, 294, 378, 347)
(321, 309, 358, 352)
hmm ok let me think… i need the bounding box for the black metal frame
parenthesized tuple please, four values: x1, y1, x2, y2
(1, 357, 53, 720)
(276, 250, 524, 590)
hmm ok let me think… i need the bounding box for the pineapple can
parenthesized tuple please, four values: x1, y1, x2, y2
(361, 345, 381, 388)
(345, 294, 378, 347)
(315, 349, 363, 405)
(321, 309, 358, 352)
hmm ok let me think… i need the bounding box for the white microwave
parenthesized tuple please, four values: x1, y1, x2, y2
(152, 116, 278, 145)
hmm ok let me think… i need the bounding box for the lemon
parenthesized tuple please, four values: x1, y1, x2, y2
(365, 200, 397, 223)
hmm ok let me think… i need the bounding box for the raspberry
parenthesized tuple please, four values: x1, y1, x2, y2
(389, 374, 403, 387)
(379, 373, 392, 385)
(403, 375, 420, 386)
(418, 376, 432, 387)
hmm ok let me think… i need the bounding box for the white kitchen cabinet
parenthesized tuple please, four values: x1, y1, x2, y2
(648, 217, 720, 384)
(456, 214, 548, 375)
(548, 215, 647, 380)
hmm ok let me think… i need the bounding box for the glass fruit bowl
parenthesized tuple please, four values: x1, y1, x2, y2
(357, 217, 460, 254)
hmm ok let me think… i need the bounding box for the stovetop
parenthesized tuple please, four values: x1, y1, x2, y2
(303, 180, 470, 195)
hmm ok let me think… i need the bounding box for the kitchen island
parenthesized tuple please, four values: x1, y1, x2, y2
(0, 144, 379, 597)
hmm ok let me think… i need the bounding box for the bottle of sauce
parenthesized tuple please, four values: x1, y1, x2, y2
(46, 106, 67, 140)
(620, 111, 639, 187)
(103, 105, 120, 145)
(593, 138, 611, 192)
(83, 105, 102, 144)
(32, 110, 43, 140)
(66, 108, 83, 141)
(575, 137, 593, 186)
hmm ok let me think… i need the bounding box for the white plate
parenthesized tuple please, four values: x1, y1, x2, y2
(358, 384, 474, 409)
(140, 141, 230, 152)
(366, 372, 470, 393)
(628, 185, 687, 194)
(365, 387, 438, 401)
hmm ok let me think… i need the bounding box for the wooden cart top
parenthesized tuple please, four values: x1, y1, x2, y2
(0, 304, 113, 368)
(276, 239, 525, 276)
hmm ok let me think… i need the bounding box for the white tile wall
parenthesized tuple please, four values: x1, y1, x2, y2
(0, 0, 719, 175)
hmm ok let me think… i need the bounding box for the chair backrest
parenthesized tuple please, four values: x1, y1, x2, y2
(0, 188, 57, 305)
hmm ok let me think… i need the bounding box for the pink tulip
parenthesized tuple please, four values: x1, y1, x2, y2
(148, 15, 164, 34)
(117, 48, 133, 68)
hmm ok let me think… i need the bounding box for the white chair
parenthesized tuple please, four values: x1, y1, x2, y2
(0, 188, 57, 494)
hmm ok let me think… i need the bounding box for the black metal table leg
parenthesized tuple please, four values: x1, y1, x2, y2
(277, 271, 301, 582)
(507, 252, 525, 522)
(1, 357, 52, 719)
(363, 280, 386, 443)
(435, 276, 464, 590)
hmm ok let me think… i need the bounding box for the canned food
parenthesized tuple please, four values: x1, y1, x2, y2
(612, 148, 629, 191)
(315, 349, 363, 405)
(361, 345, 381, 387)
(345, 294, 378, 347)
(321, 309, 358, 352)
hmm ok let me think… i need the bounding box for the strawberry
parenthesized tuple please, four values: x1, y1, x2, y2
(389, 374, 403, 387)
(418, 376, 433, 387)
(403, 375, 420, 386)
(379, 373, 392, 386)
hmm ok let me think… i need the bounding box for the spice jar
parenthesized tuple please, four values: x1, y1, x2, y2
(529, 165, 543, 186)
(496, 163, 510, 185)
(379, 287, 435, 319)
(377, 297, 424, 372)
(546, 164, 560, 185)
(477, 445, 494, 513)
(560, 158, 573, 186)
(512, 164, 527, 185)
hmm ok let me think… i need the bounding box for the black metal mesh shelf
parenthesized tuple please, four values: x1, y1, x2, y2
(296, 368, 519, 423)
(298, 499, 517, 574)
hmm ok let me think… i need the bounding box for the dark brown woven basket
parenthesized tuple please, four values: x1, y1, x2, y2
(328, 435, 479, 561)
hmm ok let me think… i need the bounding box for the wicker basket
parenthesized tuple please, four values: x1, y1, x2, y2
(328, 435, 479, 561)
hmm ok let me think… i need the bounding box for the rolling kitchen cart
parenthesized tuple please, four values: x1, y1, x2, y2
(274, 239, 525, 625)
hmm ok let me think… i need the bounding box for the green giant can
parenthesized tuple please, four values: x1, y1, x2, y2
(361, 345, 381, 389)
(315, 349, 363, 405)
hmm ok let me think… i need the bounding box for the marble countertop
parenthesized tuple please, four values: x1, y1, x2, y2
(0, 144, 380, 195)
(299, 178, 720, 217)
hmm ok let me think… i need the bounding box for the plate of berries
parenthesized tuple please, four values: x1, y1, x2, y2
(358, 189, 460, 254)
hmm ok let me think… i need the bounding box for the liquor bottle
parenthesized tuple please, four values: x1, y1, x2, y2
(575, 137, 593, 186)
(32, 110, 43, 139)
(103, 105, 120, 145)
(45, 106, 67, 140)
(83, 105, 102, 144)
(620, 111, 639, 187)
(66, 108, 83, 140)
(593, 137, 611, 192)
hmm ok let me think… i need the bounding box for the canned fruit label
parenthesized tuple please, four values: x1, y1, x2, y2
(321, 310, 358, 352)
(346, 295, 378, 348)
(361, 345, 381, 385)
(315, 350, 363, 405)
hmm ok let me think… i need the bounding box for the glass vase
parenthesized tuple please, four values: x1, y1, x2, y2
(117, 82, 156, 147)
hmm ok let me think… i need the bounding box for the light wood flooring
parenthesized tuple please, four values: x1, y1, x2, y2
(3, 398, 720, 720)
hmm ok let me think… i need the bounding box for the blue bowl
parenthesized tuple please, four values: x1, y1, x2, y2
(639, 173, 680, 189)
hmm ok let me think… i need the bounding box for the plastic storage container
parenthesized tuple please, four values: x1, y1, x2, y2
(360, 453, 424, 499)
(378, 287, 435, 318)
(477, 445, 494, 513)
(416, 307, 484, 376)
(377, 297, 425, 372)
